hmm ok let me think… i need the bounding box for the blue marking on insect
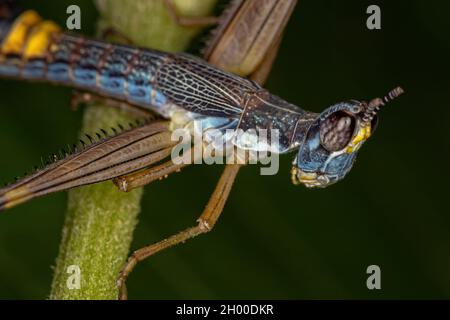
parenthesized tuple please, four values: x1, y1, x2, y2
(297, 130, 328, 172)
(126, 63, 155, 104)
(47, 62, 70, 82)
(22, 60, 45, 78)
(0, 63, 19, 76)
(325, 152, 356, 175)
(100, 73, 125, 95)
(127, 79, 151, 104)
(73, 66, 96, 86)
(154, 91, 167, 107)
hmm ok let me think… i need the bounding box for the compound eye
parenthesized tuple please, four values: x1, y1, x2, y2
(320, 111, 356, 152)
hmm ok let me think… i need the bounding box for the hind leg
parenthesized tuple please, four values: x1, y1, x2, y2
(117, 164, 242, 299)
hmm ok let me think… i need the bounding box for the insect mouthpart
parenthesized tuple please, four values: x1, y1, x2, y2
(291, 167, 334, 188)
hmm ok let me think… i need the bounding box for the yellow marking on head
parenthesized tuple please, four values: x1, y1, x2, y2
(1, 186, 33, 210)
(291, 167, 319, 185)
(299, 172, 318, 181)
(346, 124, 372, 153)
(291, 167, 301, 185)
(1, 10, 42, 55)
(23, 21, 60, 59)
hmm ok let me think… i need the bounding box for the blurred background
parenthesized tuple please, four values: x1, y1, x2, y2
(0, 0, 449, 299)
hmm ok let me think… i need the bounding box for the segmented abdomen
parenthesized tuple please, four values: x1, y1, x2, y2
(0, 10, 259, 119)
(0, 10, 173, 112)
(47, 34, 169, 110)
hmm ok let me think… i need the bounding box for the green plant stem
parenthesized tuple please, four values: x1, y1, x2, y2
(49, 0, 216, 300)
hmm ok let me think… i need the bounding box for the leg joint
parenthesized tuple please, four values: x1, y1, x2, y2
(197, 218, 213, 233)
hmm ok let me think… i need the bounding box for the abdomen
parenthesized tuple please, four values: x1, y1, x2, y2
(0, 10, 171, 114)
(0, 10, 255, 120)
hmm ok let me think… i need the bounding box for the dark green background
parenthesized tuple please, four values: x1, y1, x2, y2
(0, 0, 449, 299)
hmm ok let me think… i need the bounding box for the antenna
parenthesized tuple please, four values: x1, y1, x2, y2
(362, 86, 404, 123)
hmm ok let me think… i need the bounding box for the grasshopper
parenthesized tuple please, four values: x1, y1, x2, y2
(0, 0, 403, 299)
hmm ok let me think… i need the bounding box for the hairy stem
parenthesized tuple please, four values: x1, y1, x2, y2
(50, 0, 216, 300)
